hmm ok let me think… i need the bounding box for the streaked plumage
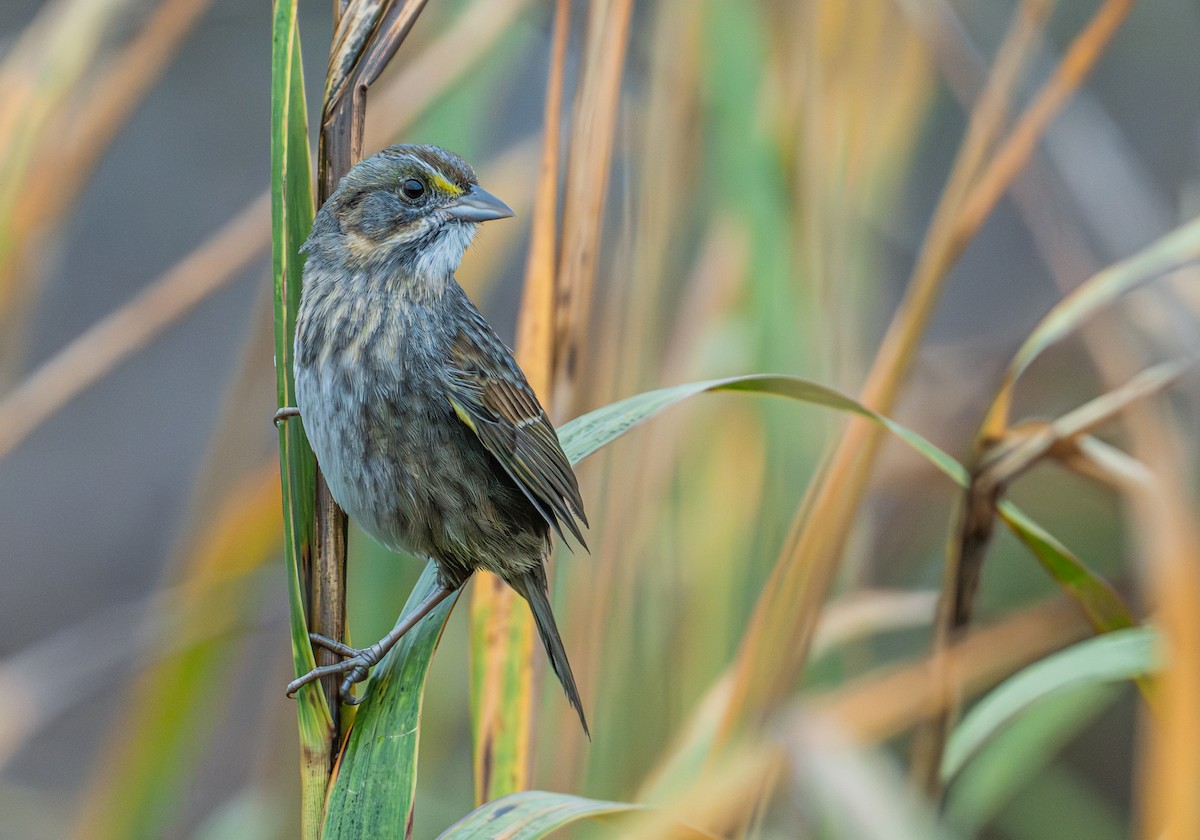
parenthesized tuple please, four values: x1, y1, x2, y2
(290, 144, 589, 734)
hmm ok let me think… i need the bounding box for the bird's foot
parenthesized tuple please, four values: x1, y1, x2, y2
(285, 585, 458, 706)
(273, 406, 300, 427)
(285, 633, 382, 706)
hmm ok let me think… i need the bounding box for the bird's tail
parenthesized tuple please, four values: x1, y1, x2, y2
(509, 568, 589, 738)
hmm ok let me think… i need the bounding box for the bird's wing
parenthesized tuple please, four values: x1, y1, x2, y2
(446, 330, 588, 548)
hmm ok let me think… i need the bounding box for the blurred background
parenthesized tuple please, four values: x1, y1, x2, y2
(1, 0, 1198, 838)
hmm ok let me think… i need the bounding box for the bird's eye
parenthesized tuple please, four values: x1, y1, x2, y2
(401, 178, 425, 200)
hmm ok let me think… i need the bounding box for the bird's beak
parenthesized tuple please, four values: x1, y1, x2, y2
(445, 185, 515, 222)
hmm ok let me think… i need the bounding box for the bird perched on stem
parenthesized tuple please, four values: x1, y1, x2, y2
(280, 144, 590, 735)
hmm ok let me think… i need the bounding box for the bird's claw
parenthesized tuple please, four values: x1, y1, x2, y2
(309, 632, 359, 658)
(273, 406, 300, 427)
(285, 635, 379, 704)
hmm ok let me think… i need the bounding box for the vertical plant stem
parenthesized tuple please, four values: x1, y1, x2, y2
(308, 0, 433, 782)
(552, 0, 635, 412)
(471, 0, 570, 802)
(310, 47, 351, 738)
(1134, 452, 1200, 839)
(469, 0, 632, 801)
(271, 1, 330, 836)
(309, 0, 430, 748)
(309, 476, 348, 740)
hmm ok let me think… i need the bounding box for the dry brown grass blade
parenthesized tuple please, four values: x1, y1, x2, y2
(0, 0, 528, 459)
(813, 596, 1092, 745)
(469, 0, 569, 804)
(466, 0, 631, 797)
(718, 0, 1049, 740)
(1124, 397, 1200, 839)
(549, 0, 710, 787)
(323, 0, 428, 121)
(720, 0, 1133, 741)
(623, 744, 782, 840)
(1139, 504, 1200, 840)
(0, 193, 269, 461)
(1061, 434, 1153, 491)
(907, 0, 1052, 211)
(979, 361, 1190, 488)
(634, 598, 1087, 837)
(551, 0, 635, 414)
(17, 0, 214, 241)
(916, 0, 1158, 440)
(956, 0, 1137, 238)
(362, 0, 533, 151)
(0, 0, 204, 382)
(810, 590, 938, 659)
(324, 0, 389, 113)
(517, 0, 570, 388)
(352, 0, 431, 94)
(908, 0, 1162, 783)
(855, 0, 1052, 407)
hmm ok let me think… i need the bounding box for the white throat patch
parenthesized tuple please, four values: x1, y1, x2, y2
(413, 220, 476, 278)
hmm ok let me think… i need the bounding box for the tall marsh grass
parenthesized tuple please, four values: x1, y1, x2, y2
(1, 1, 1197, 838)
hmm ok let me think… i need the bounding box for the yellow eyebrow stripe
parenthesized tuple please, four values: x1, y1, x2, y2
(427, 171, 463, 196)
(410, 157, 464, 196)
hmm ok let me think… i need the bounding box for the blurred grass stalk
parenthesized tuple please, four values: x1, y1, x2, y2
(0, 0, 213, 384)
(469, 0, 633, 803)
(1129, 394, 1200, 839)
(468, 0, 570, 804)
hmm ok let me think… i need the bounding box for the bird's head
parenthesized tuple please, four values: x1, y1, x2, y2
(305, 144, 514, 279)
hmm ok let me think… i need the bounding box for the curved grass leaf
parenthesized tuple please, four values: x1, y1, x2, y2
(270, 1, 330, 836)
(437, 791, 639, 839)
(322, 563, 460, 839)
(561, 374, 1136, 772)
(559, 375, 966, 485)
(986, 215, 1200, 434)
(942, 627, 1161, 782)
(944, 683, 1121, 835)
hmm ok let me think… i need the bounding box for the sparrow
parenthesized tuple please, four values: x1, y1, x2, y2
(280, 144, 589, 735)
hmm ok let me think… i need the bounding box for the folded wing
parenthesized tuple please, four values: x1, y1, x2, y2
(446, 331, 588, 548)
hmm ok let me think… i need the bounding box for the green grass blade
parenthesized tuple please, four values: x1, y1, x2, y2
(560, 375, 1135, 643)
(436, 791, 640, 839)
(321, 562, 460, 839)
(270, 1, 331, 836)
(986, 215, 1200, 433)
(942, 627, 1161, 782)
(559, 374, 966, 483)
(997, 503, 1137, 634)
(1009, 216, 1200, 382)
(944, 683, 1120, 835)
